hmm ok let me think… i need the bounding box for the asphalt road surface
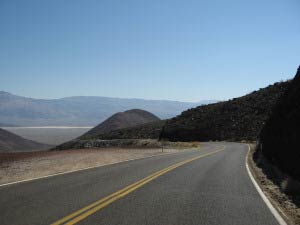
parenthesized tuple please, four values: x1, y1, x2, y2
(0, 142, 280, 225)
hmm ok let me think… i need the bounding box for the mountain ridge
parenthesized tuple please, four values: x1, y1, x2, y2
(0, 91, 216, 103)
(0, 91, 215, 126)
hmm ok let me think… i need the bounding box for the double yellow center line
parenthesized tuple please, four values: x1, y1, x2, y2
(51, 146, 225, 225)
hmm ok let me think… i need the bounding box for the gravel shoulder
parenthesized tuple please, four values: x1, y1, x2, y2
(0, 148, 179, 185)
(248, 145, 300, 225)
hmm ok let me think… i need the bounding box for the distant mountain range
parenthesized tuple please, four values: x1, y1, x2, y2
(0, 128, 51, 152)
(0, 91, 217, 126)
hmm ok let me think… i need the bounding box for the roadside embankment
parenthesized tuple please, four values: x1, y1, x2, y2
(54, 138, 200, 151)
(248, 145, 300, 225)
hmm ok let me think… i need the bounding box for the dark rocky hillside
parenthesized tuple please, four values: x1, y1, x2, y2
(82, 109, 161, 138)
(0, 128, 50, 152)
(259, 67, 300, 180)
(160, 81, 291, 142)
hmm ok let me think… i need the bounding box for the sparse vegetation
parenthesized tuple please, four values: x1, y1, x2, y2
(89, 120, 165, 140)
(160, 81, 290, 142)
(54, 137, 200, 151)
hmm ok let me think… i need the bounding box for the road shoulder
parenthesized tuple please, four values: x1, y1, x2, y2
(247, 144, 300, 225)
(0, 148, 180, 186)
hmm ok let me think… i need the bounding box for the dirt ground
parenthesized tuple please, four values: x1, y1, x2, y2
(0, 148, 179, 185)
(248, 145, 300, 225)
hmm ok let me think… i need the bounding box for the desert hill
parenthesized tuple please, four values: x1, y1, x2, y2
(160, 80, 291, 142)
(259, 67, 300, 180)
(0, 128, 50, 152)
(55, 109, 162, 150)
(82, 109, 161, 138)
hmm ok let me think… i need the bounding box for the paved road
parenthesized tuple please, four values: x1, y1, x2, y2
(0, 142, 280, 225)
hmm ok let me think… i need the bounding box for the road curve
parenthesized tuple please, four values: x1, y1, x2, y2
(0, 142, 280, 225)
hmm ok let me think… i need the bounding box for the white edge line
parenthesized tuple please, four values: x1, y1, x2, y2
(245, 144, 287, 225)
(0, 151, 178, 188)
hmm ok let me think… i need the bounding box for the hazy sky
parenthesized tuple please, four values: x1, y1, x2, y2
(0, 0, 299, 102)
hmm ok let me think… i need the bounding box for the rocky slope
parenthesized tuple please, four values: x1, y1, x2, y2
(160, 81, 291, 141)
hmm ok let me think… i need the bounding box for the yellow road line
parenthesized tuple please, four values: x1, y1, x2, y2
(51, 163, 179, 225)
(51, 146, 225, 225)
